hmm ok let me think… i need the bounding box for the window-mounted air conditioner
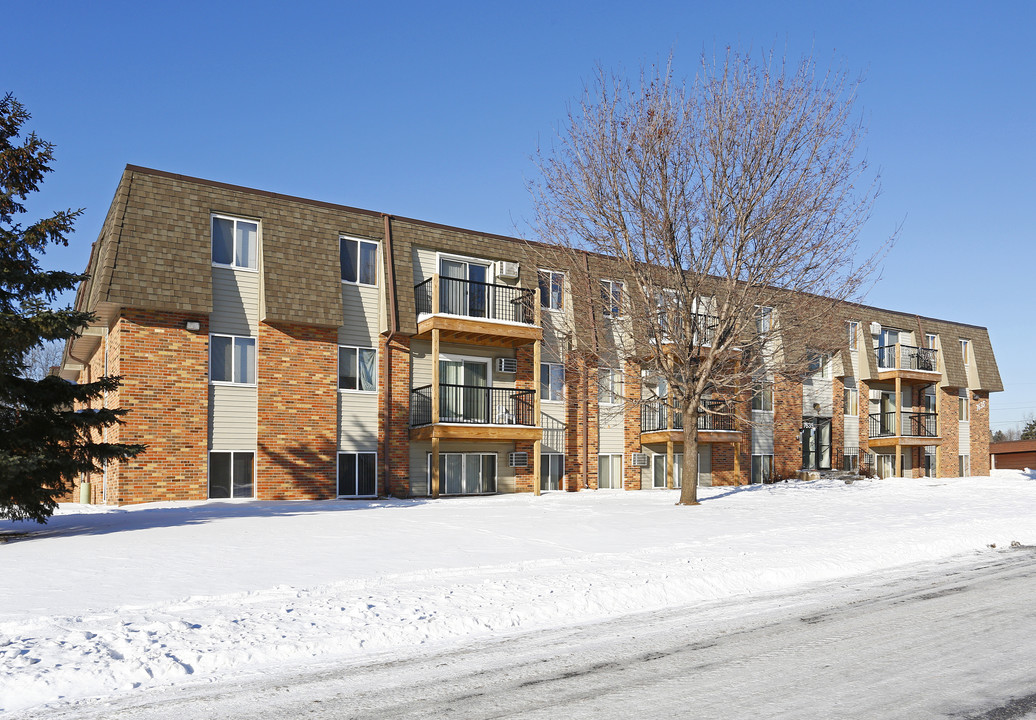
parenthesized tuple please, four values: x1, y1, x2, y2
(869, 322, 882, 335)
(497, 357, 518, 373)
(496, 261, 520, 279)
(630, 452, 648, 467)
(508, 452, 528, 468)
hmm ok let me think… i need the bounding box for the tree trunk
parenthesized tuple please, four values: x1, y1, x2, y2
(677, 398, 700, 506)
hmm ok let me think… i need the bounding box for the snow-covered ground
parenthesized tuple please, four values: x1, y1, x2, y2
(2, 470, 1035, 715)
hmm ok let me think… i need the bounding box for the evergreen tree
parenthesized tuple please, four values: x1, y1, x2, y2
(0, 93, 143, 523)
(1022, 415, 1036, 442)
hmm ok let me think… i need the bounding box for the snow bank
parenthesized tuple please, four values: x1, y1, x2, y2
(3, 473, 1036, 714)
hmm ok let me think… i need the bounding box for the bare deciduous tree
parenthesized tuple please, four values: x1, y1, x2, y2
(529, 50, 889, 505)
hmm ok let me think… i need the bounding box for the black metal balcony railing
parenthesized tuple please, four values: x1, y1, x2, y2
(657, 311, 719, 347)
(410, 384, 536, 427)
(641, 399, 734, 433)
(415, 277, 536, 325)
(876, 344, 939, 372)
(869, 411, 939, 438)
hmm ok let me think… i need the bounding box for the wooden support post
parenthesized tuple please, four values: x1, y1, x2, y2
(733, 442, 741, 484)
(895, 375, 902, 440)
(533, 439, 542, 495)
(666, 439, 674, 489)
(895, 443, 902, 479)
(431, 273, 440, 315)
(431, 436, 440, 499)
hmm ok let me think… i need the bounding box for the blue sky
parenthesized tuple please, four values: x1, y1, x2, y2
(7, 1, 1035, 432)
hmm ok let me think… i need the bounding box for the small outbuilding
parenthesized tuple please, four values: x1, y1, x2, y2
(990, 440, 1036, 470)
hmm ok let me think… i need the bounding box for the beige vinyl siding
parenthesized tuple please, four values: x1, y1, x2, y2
(412, 246, 436, 284)
(338, 284, 381, 346)
(751, 414, 775, 455)
(959, 419, 971, 454)
(540, 407, 566, 452)
(210, 266, 259, 335)
(697, 445, 712, 486)
(338, 392, 379, 451)
(410, 341, 515, 390)
(598, 408, 625, 454)
(408, 442, 517, 496)
(803, 376, 833, 416)
(208, 385, 258, 449)
(843, 412, 859, 448)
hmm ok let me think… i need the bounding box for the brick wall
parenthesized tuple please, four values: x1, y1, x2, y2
(114, 310, 210, 503)
(384, 335, 412, 497)
(257, 321, 337, 499)
(623, 360, 642, 490)
(832, 378, 845, 470)
(564, 354, 589, 490)
(938, 386, 960, 477)
(970, 391, 991, 476)
(773, 375, 803, 479)
(514, 345, 537, 492)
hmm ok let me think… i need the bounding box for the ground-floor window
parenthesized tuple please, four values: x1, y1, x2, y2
(338, 452, 377, 497)
(652, 453, 685, 488)
(924, 447, 937, 477)
(209, 451, 254, 498)
(876, 453, 895, 479)
(428, 452, 497, 495)
(958, 454, 970, 478)
(541, 453, 564, 492)
(842, 447, 859, 472)
(598, 453, 623, 489)
(751, 454, 773, 484)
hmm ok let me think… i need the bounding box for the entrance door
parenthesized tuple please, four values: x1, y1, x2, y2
(801, 418, 832, 470)
(541, 454, 563, 491)
(439, 358, 488, 422)
(880, 392, 896, 436)
(440, 258, 489, 317)
(878, 328, 900, 368)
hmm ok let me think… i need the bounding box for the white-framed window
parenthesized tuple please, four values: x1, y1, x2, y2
(538, 270, 565, 311)
(600, 279, 624, 318)
(340, 236, 379, 286)
(541, 362, 565, 401)
(428, 452, 497, 495)
(338, 452, 377, 497)
(541, 453, 564, 492)
(212, 215, 258, 270)
(209, 451, 254, 498)
(338, 345, 377, 392)
(751, 454, 773, 484)
(807, 352, 832, 379)
(959, 391, 970, 422)
(847, 321, 859, 351)
(958, 454, 971, 477)
(598, 453, 623, 489)
(842, 449, 859, 472)
(844, 386, 859, 416)
(210, 334, 256, 385)
(756, 306, 773, 334)
(752, 382, 773, 412)
(598, 368, 624, 405)
(960, 338, 971, 366)
(926, 333, 938, 350)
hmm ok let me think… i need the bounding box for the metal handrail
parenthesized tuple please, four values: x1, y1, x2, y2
(410, 384, 536, 427)
(414, 276, 535, 324)
(875, 344, 939, 372)
(641, 398, 733, 432)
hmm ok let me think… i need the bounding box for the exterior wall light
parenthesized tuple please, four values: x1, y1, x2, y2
(185, 321, 201, 331)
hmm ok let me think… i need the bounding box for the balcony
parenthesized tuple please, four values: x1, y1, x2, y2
(868, 411, 941, 447)
(875, 344, 940, 382)
(409, 384, 541, 441)
(414, 275, 541, 348)
(640, 398, 741, 444)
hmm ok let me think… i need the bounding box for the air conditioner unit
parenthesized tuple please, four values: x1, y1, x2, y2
(508, 452, 528, 468)
(496, 357, 517, 373)
(869, 322, 882, 335)
(630, 452, 648, 467)
(496, 260, 520, 279)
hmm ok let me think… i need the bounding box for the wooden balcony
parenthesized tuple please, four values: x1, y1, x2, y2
(875, 344, 941, 383)
(413, 275, 542, 348)
(409, 384, 542, 441)
(867, 411, 943, 447)
(640, 399, 743, 445)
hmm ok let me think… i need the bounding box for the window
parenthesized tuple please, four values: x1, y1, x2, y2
(960, 339, 970, 366)
(541, 453, 564, 492)
(652, 454, 684, 488)
(844, 386, 859, 416)
(538, 270, 564, 311)
(338, 452, 377, 497)
(598, 368, 624, 404)
(926, 333, 937, 350)
(600, 279, 623, 318)
(752, 383, 773, 412)
(598, 454, 623, 489)
(541, 362, 565, 401)
(958, 454, 971, 477)
(847, 321, 859, 351)
(807, 352, 831, 379)
(756, 306, 773, 334)
(959, 391, 970, 422)
(212, 215, 258, 270)
(842, 449, 859, 472)
(751, 455, 773, 484)
(210, 334, 256, 384)
(340, 236, 378, 285)
(339, 346, 377, 392)
(209, 451, 254, 498)
(429, 452, 497, 495)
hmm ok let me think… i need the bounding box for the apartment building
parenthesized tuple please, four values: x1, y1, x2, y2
(59, 166, 1002, 504)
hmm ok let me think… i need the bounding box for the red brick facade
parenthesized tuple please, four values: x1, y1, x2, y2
(623, 360, 643, 490)
(773, 375, 803, 479)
